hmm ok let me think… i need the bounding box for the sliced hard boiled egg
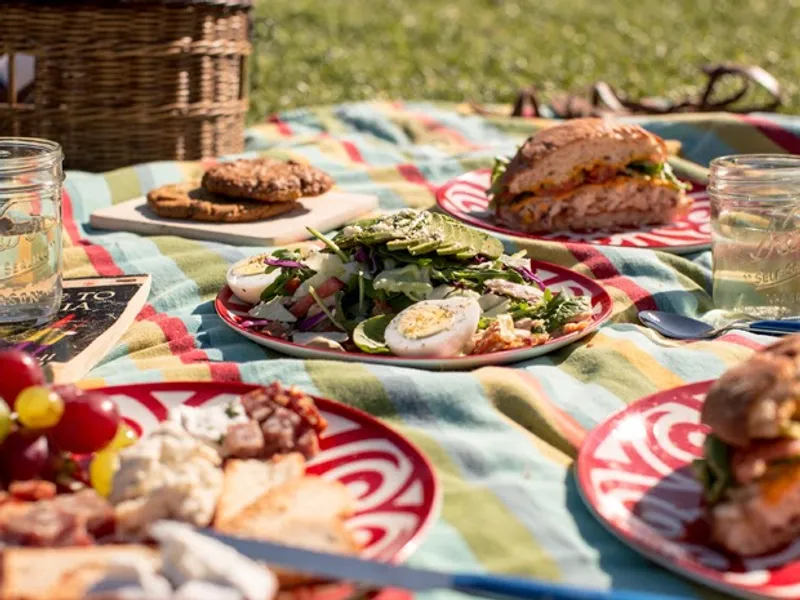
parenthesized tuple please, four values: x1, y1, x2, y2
(226, 254, 280, 305)
(384, 297, 481, 358)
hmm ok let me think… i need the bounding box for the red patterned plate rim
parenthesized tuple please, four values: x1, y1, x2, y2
(214, 259, 614, 369)
(96, 381, 442, 565)
(576, 380, 800, 600)
(436, 169, 711, 254)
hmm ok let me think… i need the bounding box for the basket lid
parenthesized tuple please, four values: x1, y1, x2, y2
(3, 0, 253, 7)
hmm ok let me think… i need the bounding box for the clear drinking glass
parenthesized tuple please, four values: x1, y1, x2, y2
(709, 154, 800, 318)
(0, 138, 64, 325)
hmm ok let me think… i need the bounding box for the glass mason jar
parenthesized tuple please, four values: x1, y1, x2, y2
(0, 138, 65, 325)
(709, 154, 800, 318)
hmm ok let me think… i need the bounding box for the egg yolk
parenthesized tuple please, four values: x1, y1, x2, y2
(397, 306, 455, 339)
(234, 257, 268, 276)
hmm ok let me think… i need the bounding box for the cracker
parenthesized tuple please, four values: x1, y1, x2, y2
(214, 453, 306, 528)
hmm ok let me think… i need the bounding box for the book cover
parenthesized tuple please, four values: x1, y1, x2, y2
(0, 275, 151, 383)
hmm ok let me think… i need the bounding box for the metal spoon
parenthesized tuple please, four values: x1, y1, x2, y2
(638, 310, 800, 340)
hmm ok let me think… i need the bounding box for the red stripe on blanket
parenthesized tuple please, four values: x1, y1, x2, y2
(208, 363, 242, 381)
(410, 113, 478, 148)
(340, 140, 365, 164)
(738, 115, 800, 154)
(61, 188, 82, 245)
(267, 114, 293, 137)
(62, 189, 124, 277)
(142, 312, 241, 381)
(396, 163, 437, 193)
(514, 370, 586, 449)
(717, 332, 767, 351)
(565, 243, 658, 313)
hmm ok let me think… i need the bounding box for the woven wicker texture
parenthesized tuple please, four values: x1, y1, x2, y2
(0, 2, 251, 171)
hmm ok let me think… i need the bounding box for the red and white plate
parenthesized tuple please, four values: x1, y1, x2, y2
(215, 259, 613, 370)
(103, 381, 441, 563)
(577, 381, 800, 600)
(436, 169, 711, 254)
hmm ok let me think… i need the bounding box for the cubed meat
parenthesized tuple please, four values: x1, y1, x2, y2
(222, 421, 265, 459)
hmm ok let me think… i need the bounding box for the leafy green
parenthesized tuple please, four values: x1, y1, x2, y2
(487, 154, 511, 197)
(662, 162, 693, 191)
(626, 160, 691, 192)
(373, 264, 433, 301)
(477, 316, 494, 330)
(626, 160, 664, 176)
(307, 226, 348, 261)
(543, 292, 592, 330)
(353, 314, 394, 354)
(436, 266, 524, 288)
(308, 286, 346, 330)
(691, 434, 732, 505)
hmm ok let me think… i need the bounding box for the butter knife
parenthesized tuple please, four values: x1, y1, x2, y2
(200, 529, 687, 600)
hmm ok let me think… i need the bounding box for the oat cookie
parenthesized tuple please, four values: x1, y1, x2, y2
(146, 182, 299, 223)
(201, 158, 333, 203)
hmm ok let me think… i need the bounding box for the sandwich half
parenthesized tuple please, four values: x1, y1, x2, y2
(694, 335, 800, 556)
(489, 118, 691, 233)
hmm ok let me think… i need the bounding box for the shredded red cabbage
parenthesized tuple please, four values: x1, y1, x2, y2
(512, 261, 545, 290)
(263, 256, 305, 269)
(239, 318, 275, 329)
(297, 311, 328, 331)
(354, 245, 379, 275)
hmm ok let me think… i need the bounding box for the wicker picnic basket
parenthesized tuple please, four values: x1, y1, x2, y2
(0, 0, 252, 172)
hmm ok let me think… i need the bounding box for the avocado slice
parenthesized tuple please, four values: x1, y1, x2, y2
(435, 217, 467, 255)
(479, 236, 504, 259)
(361, 231, 400, 245)
(387, 238, 418, 250)
(408, 239, 441, 255)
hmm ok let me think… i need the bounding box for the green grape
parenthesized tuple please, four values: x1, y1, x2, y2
(107, 423, 138, 451)
(15, 386, 64, 429)
(0, 398, 11, 443)
(89, 450, 119, 497)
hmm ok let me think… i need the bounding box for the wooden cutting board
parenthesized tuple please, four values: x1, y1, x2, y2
(89, 191, 379, 246)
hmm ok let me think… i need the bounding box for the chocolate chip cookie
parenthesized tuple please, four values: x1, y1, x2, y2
(147, 182, 299, 223)
(201, 158, 333, 203)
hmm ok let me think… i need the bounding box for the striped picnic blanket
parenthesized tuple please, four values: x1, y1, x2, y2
(65, 102, 800, 599)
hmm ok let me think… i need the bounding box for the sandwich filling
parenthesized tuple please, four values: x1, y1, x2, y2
(488, 156, 689, 209)
(693, 430, 800, 506)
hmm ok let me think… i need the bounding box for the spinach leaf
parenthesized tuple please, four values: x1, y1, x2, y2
(353, 314, 394, 354)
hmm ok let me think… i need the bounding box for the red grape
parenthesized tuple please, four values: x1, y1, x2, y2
(0, 430, 49, 481)
(49, 390, 120, 455)
(0, 350, 45, 408)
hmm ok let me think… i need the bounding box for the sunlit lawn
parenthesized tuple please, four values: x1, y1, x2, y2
(248, 0, 800, 121)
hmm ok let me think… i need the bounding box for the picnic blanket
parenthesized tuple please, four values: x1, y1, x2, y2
(65, 102, 800, 599)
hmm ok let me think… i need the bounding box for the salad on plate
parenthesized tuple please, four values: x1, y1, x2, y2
(225, 210, 595, 359)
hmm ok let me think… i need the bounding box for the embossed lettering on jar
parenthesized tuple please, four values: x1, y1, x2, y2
(710, 155, 800, 318)
(0, 139, 64, 325)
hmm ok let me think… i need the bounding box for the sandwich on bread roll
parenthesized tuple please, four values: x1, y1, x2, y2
(694, 334, 800, 556)
(488, 118, 692, 233)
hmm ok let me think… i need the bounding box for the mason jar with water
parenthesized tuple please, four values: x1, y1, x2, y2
(0, 138, 64, 325)
(710, 155, 800, 318)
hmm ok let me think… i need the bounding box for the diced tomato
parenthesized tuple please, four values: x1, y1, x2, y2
(289, 277, 345, 318)
(283, 277, 301, 294)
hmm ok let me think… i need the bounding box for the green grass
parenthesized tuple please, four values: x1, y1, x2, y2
(249, 0, 800, 122)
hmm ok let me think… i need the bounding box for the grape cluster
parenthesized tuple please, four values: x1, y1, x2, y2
(0, 350, 137, 496)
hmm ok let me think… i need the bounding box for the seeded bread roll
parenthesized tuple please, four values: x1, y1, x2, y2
(500, 118, 668, 196)
(490, 118, 689, 233)
(697, 335, 800, 556)
(702, 335, 800, 447)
